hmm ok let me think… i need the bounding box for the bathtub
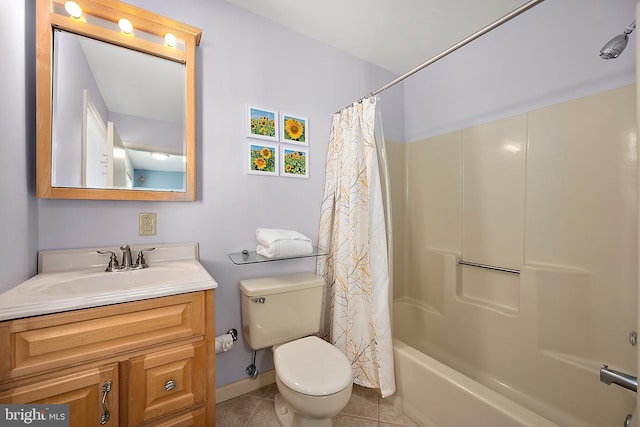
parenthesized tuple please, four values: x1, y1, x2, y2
(392, 294, 636, 427)
(392, 339, 558, 427)
(389, 241, 639, 426)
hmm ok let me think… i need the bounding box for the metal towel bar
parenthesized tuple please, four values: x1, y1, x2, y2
(457, 260, 520, 275)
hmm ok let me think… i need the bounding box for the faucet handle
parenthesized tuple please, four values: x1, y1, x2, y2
(97, 250, 120, 271)
(135, 247, 156, 268)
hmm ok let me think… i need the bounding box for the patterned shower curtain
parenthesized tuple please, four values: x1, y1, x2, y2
(316, 97, 395, 398)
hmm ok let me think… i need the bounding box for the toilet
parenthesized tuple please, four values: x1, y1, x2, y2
(240, 272, 353, 427)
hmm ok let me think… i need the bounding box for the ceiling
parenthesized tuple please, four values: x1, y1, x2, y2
(225, 0, 532, 75)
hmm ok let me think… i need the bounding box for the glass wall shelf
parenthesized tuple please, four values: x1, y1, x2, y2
(228, 247, 327, 265)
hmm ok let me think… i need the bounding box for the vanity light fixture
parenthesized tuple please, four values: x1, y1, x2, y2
(64, 1, 83, 19)
(164, 33, 177, 48)
(118, 18, 133, 34)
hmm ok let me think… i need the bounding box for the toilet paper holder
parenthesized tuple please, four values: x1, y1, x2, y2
(215, 329, 238, 354)
(226, 328, 238, 342)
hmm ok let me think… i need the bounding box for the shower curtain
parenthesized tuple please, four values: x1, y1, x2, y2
(316, 97, 395, 397)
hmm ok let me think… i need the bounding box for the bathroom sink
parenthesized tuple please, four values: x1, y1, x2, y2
(20, 261, 204, 296)
(0, 243, 218, 321)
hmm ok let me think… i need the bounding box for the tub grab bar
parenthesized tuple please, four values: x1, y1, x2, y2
(457, 260, 520, 275)
(600, 365, 637, 393)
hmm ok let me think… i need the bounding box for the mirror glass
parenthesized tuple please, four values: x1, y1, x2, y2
(51, 29, 187, 192)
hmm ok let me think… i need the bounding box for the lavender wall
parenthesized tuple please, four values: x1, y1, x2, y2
(0, 3, 38, 294)
(53, 31, 108, 187)
(403, 0, 637, 142)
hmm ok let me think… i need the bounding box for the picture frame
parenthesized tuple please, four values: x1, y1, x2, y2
(247, 142, 279, 176)
(247, 105, 278, 141)
(280, 112, 308, 145)
(280, 146, 309, 179)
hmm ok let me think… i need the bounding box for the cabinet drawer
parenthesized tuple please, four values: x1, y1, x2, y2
(0, 292, 205, 381)
(128, 341, 206, 425)
(0, 363, 118, 427)
(144, 406, 206, 427)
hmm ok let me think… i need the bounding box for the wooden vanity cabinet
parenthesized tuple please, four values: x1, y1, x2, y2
(0, 290, 216, 426)
(1, 363, 119, 426)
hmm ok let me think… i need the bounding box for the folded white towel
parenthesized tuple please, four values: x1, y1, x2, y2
(256, 240, 313, 259)
(256, 228, 312, 247)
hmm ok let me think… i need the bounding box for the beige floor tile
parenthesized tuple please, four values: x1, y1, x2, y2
(379, 396, 419, 427)
(216, 383, 418, 427)
(245, 398, 280, 427)
(332, 414, 379, 426)
(340, 384, 379, 420)
(215, 394, 261, 426)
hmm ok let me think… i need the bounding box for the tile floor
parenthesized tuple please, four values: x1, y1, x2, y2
(216, 383, 419, 427)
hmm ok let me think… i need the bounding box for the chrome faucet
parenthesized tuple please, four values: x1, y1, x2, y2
(600, 365, 637, 393)
(120, 244, 134, 269)
(97, 245, 155, 272)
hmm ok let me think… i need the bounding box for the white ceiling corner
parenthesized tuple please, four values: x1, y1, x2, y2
(224, 0, 531, 75)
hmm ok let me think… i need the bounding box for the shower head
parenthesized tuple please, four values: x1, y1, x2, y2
(599, 20, 636, 59)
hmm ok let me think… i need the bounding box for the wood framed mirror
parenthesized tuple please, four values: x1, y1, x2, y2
(36, 0, 202, 200)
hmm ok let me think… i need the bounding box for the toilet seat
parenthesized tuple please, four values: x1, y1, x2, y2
(274, 336, 352, 396)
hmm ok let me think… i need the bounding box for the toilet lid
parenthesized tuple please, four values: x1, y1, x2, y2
(273, 336, 352, 396)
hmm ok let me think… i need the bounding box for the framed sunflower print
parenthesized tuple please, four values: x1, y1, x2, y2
(247, 142, 279, 176)
(280, 113, 308, 146)
(281, 146, 309, 178)
(247, 105, 278, 141)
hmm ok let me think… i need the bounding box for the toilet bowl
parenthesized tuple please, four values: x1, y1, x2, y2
(239, 273, 354, 426)
(273, 336, 353, 427)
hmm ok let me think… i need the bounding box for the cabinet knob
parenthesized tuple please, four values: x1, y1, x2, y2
(165, 380, 177, 391)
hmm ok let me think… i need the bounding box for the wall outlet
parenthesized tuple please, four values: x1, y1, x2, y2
(139, 213, 157, 236)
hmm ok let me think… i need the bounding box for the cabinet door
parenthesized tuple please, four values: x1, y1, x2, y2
(0, 363, 118, 427)
(145, 406, 206, 427)
(128, 341, 205, 425)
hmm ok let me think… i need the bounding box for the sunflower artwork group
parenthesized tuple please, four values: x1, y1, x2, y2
(247, 106, 308, 178)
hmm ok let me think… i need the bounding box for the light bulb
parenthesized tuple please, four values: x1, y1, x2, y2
(64, 1, 83, 19)
(164, 33, 177, 47)
(118, 18, 133, 34)
(151, 153, 170, 160)
(113, 148, 126, 159)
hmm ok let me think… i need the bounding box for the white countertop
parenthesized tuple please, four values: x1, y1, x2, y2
(0, 243, 218, 322)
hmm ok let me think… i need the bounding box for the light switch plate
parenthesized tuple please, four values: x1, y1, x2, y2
(139, 213, 157, 236)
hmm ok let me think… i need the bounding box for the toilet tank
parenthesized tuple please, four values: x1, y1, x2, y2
(240, 272, 325, 350)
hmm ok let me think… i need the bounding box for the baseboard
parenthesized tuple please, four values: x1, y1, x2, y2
(215, 369, 276, 403)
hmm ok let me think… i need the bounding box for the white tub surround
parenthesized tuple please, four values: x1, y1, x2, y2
(0, 242, 217, 321)
(390, 86, 637, 427)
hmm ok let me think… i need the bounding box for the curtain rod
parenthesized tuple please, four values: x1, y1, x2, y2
(336, 0, 546, 113)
